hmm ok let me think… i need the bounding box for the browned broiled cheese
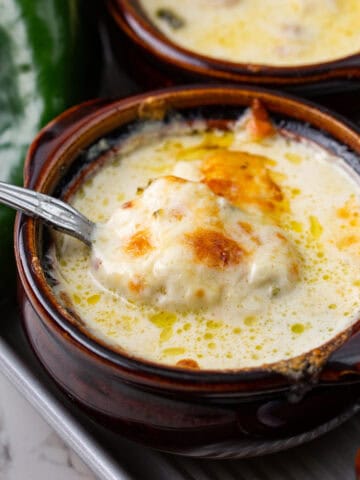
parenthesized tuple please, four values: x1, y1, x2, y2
(201, 150, 284, 215)
(92, 176, 299, 311)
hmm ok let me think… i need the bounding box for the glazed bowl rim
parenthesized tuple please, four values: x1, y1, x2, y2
(108, 0, 360, 82)
(15, 84, 360, 390)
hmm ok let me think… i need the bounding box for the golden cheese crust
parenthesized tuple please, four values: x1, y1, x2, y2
(185, 228, 245, 269)
(91, 176, 300, 312)
(201, 149, 283, 214)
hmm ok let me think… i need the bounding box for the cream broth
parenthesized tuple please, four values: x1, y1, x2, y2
(52, 116, 360, 370)
(141, 0, 360, 66)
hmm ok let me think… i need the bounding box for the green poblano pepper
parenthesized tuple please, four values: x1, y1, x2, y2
(0, 0, 101, 303)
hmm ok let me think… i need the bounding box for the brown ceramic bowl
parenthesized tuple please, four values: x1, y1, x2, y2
(15, 86, 360, 458)
(105, 0, 360, 94)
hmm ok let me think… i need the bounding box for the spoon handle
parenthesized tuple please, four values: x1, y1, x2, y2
(0, 181, 94, 246)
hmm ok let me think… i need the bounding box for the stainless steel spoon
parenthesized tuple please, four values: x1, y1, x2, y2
(0, 181, 95, 246)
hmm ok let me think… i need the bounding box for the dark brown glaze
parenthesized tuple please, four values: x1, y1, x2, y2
(105, 0, 360, 92)
(15, 86, 360, 457)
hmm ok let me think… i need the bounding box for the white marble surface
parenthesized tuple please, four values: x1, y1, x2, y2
(0, 371, 97, 480)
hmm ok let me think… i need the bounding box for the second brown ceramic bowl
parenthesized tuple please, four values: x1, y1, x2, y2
(15, 86, 360, 458)
(106, 0, 360, 94)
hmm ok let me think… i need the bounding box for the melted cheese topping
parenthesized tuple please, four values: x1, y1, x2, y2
(92, 176, 299, 311)
(51, 118, 360, 370)
(141, 0, 360, 66)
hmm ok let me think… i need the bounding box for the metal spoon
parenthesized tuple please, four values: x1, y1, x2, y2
(0, 181, 95, 246)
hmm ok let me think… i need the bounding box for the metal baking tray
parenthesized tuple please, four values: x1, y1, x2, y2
(2, 25, 360, 480)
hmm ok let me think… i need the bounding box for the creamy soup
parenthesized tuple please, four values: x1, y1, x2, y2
(140, 0, 360, 66)
(51, 104, 360, 370)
